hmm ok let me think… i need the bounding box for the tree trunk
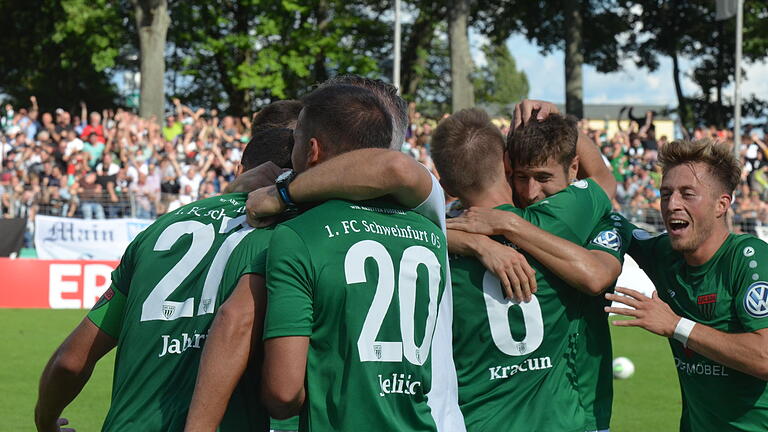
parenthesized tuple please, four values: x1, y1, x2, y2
(671, 51, 690, 135)
(448, 0, 474, 112)
(312, 0, 331, 85)
(564, 0, 584, 118)
(134, 0, 169, 124)
(401, 3, 444, 98)
(715, 21, 725, 128)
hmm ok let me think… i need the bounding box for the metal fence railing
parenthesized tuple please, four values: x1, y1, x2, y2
(2, 186, 766, 246)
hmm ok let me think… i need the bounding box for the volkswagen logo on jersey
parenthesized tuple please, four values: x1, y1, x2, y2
(592, 229, 622, 251)
(744, 282, 768, 318)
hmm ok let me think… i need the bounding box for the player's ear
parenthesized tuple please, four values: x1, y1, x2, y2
(233, 162, 243, 177)
(715, 193, 732, 219)
(568, 155, 580, 182)
(307, 137, 322, 167)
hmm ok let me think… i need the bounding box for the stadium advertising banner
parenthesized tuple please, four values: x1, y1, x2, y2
(0, 256, 657, 310)
(0, 258, 118, 309)
(34, 215, 152, 260)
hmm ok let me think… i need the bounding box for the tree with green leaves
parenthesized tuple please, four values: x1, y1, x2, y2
(474, 43, 529, 108)
(0, 0, 128, 111)
(625, 0, 768, 131)
(167, 0, 390, 114)
(473, 0, 631, 118)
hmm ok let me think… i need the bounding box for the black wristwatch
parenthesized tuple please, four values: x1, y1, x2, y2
(275, 170, 299, 213)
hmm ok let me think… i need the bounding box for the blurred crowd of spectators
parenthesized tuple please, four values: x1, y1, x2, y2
(584, 112, 768, 236)
(1, 97, 767, 249)
(1, 97, 249, 233)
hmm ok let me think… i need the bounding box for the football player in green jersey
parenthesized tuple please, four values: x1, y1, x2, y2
(188, 77, 445, 432)
(260, 83, 465, 431)
(433, 107, 622, 431)
(606, 138, 768, 431)
(447, 101, 628, 432)
(34, 128, 294, 432)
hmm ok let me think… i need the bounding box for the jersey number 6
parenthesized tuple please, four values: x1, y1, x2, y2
(483, 271, 544, 356)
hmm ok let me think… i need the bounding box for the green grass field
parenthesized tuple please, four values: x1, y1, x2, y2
(1, 310, 681, 431)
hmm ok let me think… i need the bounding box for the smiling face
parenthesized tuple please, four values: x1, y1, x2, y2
(660, 162, 729, 254)
(511, 156, 577, 208)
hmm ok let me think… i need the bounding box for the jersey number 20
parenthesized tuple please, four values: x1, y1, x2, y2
(345, 240, 441, 366)
(140, 219, 252, 322)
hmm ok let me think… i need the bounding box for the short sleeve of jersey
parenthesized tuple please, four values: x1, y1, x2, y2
(229, 228, 273, 277)
(87, 237, 137, 338)
(733, 237, 768, 332)
(619, 216, 663, 272)
(413, 168, 447, 232)
(585, 213, 633, 265)
(251, 248, 268, 276)
(263, 224, 315, 339)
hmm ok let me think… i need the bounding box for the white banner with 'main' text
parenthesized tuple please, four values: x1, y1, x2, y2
(34, 215, 152, 260)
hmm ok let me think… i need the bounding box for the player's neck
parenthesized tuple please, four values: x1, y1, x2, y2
(683, 225, 730, 267)
(460, 181, 513, 209)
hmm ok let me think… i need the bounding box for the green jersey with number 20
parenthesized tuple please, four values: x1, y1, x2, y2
(621, 215, 768, 432)
(264, 198, 465, 432)
(88, 193, 271, 432)
(451, 179, 611, 432)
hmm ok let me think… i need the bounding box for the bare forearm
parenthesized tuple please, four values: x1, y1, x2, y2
(185, 311, 253, 432)
(289, 149, 430, 208)
(499, 216, 617, 294)
(35, 355, 93, 430)
(686, 325, 768, 381)
(447, 229, 485, 257)
(577, 131, 616, 200)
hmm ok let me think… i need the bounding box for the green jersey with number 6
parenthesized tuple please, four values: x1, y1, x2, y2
(87, 193, 271, 432)
(621, 216, 768, 432)
(451, 179, 611, 432)
(264, 198, 465, 432)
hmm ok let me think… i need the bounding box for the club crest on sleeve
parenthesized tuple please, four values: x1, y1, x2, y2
(744, 282, 768, 318)
(572, 179, 589, 189)
(632, 229, 655, 240)
(592, 229, 621, 251)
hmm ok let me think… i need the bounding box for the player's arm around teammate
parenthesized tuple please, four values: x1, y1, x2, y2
(184, 273, 266, 432)
(448, 208, 623, 296)
(447, 99, 620, 297)
(448, 228, 538, 302)
(35, 319, 117, 432)
(245, 148, 436, 225)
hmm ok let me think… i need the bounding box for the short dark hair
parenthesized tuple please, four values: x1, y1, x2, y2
(299, 84, 392, 156)
(321, 75, 407, 149)
(507, 114, 578, 173)
(240, 128, 294, 171)
(431, 108, 505, 194)
(251, 100, 302, 133)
